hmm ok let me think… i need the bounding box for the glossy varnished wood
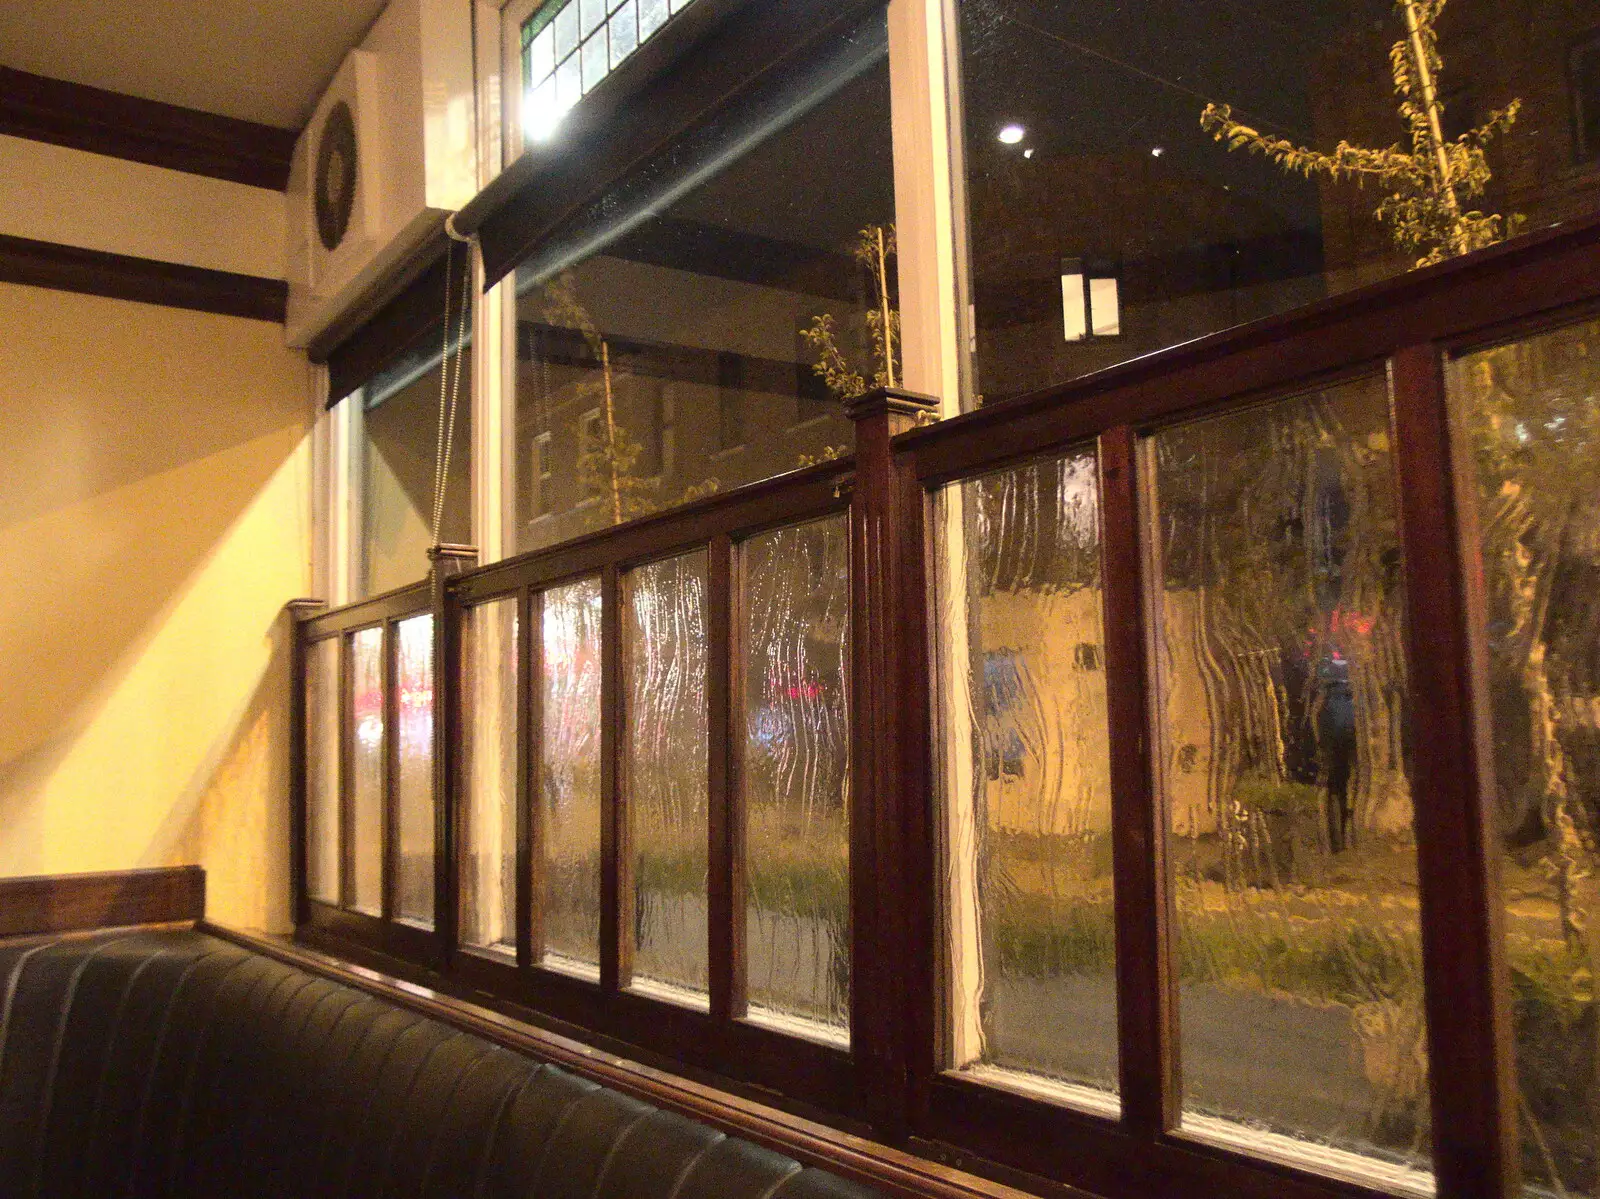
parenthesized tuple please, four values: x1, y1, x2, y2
(0, 867, 205, 936)
(457, 458, 853, 604)
(899, 211, 1600, 488)
(288, 215, 1600, 1199)
(707, 534, 741, 1022)
(602, 563, 626, 993)
(1098, 426, 1174, 1134)
(297, 581, 431, 640)
(286, 598, 325, 927)
(521, 587, 539, 967)
(847, 388, 939, 1140)
(1389, 345, 1516, 1198)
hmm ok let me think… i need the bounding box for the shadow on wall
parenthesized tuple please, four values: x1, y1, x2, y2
(0, 283, 310, 930)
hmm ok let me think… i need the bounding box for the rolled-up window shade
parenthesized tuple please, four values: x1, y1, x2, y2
(322, 235, 473, 408)
(477, 2, 886, 288)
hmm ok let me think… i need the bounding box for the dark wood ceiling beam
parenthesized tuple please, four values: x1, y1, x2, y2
(0, 66, 297, 190)
(0, 233, 287, 322)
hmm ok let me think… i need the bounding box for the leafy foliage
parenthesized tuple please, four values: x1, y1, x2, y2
(542, 271, 660, 524)
(1200, 0, 1520, 267)
(801, 224, 901, 401)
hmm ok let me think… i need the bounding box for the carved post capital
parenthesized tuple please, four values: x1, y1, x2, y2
(285, 597, 328, 619)
(428, 543, 479, 580)
(842, 387, 940, 437)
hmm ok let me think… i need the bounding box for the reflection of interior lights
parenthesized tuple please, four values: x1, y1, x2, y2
(356, 715, 383, 749)
(1061, 257, 1122, 341)
(997, 123, 1026, 144)
(399, 687, 432, 712)
(523, 83, 575, 143)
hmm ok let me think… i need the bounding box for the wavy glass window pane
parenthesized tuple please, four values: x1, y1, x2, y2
(956, 0, 1596, 405)
(350, 627, 385, 916)
(306, 637, 341, 905)
(461, 599, 519, 954)
(540, 578, 603, 977)
(1449, 319, 1600, 1198)
(623, 550, 709, 1005)
(1148, 378, 1429, 1186)
(937, 451, 1117, 1107)
(395, 614, 435, 927)
(742, 516, 852, 1042)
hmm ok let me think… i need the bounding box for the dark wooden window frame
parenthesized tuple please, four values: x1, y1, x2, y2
(291, 206, 1600, 1199)
(299, 581, 439, 965)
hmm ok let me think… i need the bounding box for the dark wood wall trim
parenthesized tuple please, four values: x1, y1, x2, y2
(0, 866, 205, 937)
(0, 234, 288, 322)
(199, 922, 1059, 1199)
(0, 66, 296, 191)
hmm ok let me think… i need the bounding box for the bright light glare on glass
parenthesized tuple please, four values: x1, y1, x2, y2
(523, 0, 694, 146)
(1062, 269, 1087, 342)
(523, 82, 575, 143)
(997, 123, 1026, 144)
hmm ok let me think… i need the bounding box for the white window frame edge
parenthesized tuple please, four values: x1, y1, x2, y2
(887, 0, 981, 1068)
(311, 362, 359, 609)
(476, 0, 518, 569)
(888, 0, 968, 419)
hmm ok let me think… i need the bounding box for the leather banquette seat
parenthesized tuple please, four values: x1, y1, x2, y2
(0, 928, 881, 1199)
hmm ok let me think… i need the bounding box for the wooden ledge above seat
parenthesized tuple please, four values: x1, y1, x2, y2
(0, 865, 205, 938)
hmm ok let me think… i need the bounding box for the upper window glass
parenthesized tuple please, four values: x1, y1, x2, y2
(956, 0, 1600, 405)
(511, 15, 894, 556)
(357, 342, 472, 598)
(522, 0, 697, 143)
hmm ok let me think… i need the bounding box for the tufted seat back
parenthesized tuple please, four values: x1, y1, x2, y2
(0, 928, 880, 1199)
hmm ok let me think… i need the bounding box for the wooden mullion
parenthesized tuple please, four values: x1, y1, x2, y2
(708, 533, 743, 1022)
(301, 581, 432, 639)
(432, 550, 476, 960)
(286, 602, 325, 929)
(382, 619, 400, 923)
(1100, 424, 1176, 1135)
(845, 388, 939, 1139)
(458, 461, 852, 604)
(602, 563, 628, 993)
(1388, 343, 1516, 1199)
(520, 587, 539, 968)
(896, 458, 939, 1130)
(339, 631, 356, 911)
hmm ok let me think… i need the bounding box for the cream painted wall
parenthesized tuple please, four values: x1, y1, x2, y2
(0, 135, 287, 279)
(0, 282, 311, 931)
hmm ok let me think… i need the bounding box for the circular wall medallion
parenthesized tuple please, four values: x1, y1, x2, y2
(314, 101, 358, 252)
